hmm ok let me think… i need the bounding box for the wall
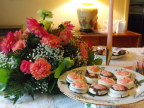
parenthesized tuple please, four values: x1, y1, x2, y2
(0, 0, 129, 30)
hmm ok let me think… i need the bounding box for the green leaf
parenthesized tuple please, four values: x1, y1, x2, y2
(27, 35, 40, 48)
(47, 79, 57, 94)
(0, 68, 11, 84)
(93, 57, 103, 65)
(51, 58, 74, 93)
(3, 72, 37, 104)
(87, 50, 102, 65)
(87, 50, 94, 65)
(0, 83, 6, 91)
(40, 20, 53, 31)
(0, 68, 11, 93)
(54, 57, 73, 78)
(64, 57, 74, 69)
(54, 63, 65, 78)
(59, 24, 65, 31)
(37, 9, 53, 20)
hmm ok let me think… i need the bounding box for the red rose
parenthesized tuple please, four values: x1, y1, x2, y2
(20, 60, 32, 74)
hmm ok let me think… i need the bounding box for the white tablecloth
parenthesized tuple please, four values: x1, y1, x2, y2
(0, 48, 144, 108)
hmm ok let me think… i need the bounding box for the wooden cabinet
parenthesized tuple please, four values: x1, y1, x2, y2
(0, 31, 142, 47)
(74, 31, 142, 47)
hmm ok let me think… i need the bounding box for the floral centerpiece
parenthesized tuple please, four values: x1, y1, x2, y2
(0, 9, 102, 104)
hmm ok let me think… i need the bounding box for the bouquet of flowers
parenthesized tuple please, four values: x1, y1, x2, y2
(0, 9, 102, 104)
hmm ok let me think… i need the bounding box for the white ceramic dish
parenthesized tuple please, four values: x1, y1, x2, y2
(97, 53, 129, 60)
(58, 66, 144, 106)
(94, 46, 129, 60)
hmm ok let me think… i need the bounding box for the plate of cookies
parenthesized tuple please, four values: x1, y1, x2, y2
(93, 46, 129, 60)
(58, 66, 144, 106)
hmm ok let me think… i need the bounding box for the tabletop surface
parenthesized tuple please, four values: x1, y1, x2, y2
(0, 48, 144, 108)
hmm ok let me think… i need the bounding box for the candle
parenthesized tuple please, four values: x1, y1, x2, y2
(106, 0, 114, 65)
(107, 0, 114, 51)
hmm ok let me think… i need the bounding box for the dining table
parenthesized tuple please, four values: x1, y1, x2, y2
(0, 47, 144, 108)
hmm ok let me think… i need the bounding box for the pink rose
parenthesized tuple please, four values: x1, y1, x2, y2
(12, 40, 26, 52)
(30, 58, 52, 80)
(20, 60, 32, 74)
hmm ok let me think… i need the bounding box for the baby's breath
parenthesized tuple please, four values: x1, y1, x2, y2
(0, 52, 19, 69)
(73, 48, 88, 67)
(27, 44, 64, 62)
(33, 79, 49, 93)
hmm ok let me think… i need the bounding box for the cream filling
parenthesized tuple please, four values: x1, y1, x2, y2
(89, 88, 108, 95)
(109, 88, 128, 98)
(100, 74, 114, 78)
(117, 81, 134, 89)
(69, 84, 88, 93)
(98, 80, 115, 88)
(85, 76, 99, 84)
(66, 77, 83, 84)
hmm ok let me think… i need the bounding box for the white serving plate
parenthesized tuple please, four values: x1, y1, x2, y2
(58, 66, 144, 106)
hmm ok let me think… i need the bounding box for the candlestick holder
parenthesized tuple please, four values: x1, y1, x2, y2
(106, 48, 112, 65)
